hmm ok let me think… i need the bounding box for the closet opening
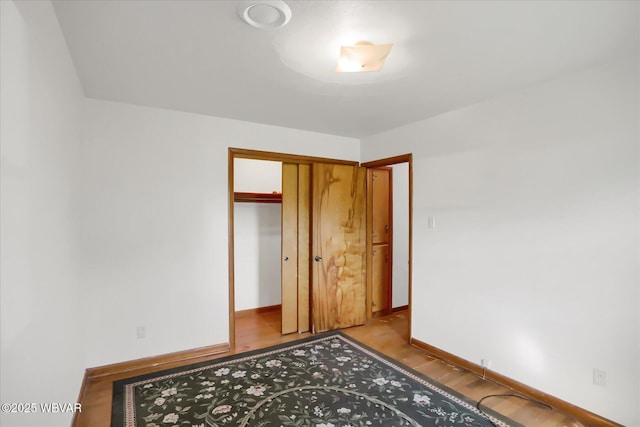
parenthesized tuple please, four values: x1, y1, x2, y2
(232, 158, 284, 349)
(228, 148, 361, 349)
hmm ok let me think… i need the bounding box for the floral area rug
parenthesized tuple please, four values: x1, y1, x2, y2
(111, 331, 519, 427)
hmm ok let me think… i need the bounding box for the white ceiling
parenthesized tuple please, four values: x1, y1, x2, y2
(52, 0, 639, 138)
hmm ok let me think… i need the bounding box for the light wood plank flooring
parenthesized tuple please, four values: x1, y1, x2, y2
(74, 309, 586, 427)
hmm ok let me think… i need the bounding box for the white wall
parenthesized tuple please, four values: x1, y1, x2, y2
(391, 163, 409, 308)
(234, 158, 282, 311)
(0, 1, 85, 426)
(361, 58, 640, 426)
(80, 98, 359, 367)
(234, 203, 282, 311)
(234, 158, 281, 193)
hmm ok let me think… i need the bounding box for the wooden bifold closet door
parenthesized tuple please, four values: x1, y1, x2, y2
(311, 163, 367, 333)
(281, 162, 367, 334)
(281, 163, 310, 334)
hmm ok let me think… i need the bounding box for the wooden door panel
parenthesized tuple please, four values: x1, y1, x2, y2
(311, 163, 367, 333)
(297, 164, 310, 333)
(281, 163, 298, 334)
(372, 244, 390, 314)
(367, 167, 393, 320)
(372, 169, 390, 244)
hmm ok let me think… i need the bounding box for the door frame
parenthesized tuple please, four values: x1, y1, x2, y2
(228, 148, 358, 348)
(362, 154, 413, 341)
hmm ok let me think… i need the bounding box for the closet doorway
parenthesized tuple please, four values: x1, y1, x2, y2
(233, 158, 283, 328)
(228, 148, 365, 348)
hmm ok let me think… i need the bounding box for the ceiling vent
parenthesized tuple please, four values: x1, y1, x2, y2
(237, 1, 292, 29)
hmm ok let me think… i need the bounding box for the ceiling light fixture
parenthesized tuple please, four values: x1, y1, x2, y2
(237, 0, 292, 30)
(336, 41, 393, 73)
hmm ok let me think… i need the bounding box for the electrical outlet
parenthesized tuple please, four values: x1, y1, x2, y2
(137, 326, 146, 339)
(481, 359, 491, 369)
(593, 368, 606, 387)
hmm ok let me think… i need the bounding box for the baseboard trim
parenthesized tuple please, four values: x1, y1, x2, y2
(235, 304, 281, 318)
(73, 342, 230, 426)
(85, 342, 231, 380)
(409, 338, 622, 427)
(392, 305, 409, 312)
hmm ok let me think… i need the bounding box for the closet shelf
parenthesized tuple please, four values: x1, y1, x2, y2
(234, 192, 282, 204)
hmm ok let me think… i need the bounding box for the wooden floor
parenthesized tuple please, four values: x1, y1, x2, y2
(74, 309, 586, 427)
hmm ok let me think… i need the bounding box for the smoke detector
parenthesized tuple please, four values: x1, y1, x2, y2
(237, 1, 292, 29)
